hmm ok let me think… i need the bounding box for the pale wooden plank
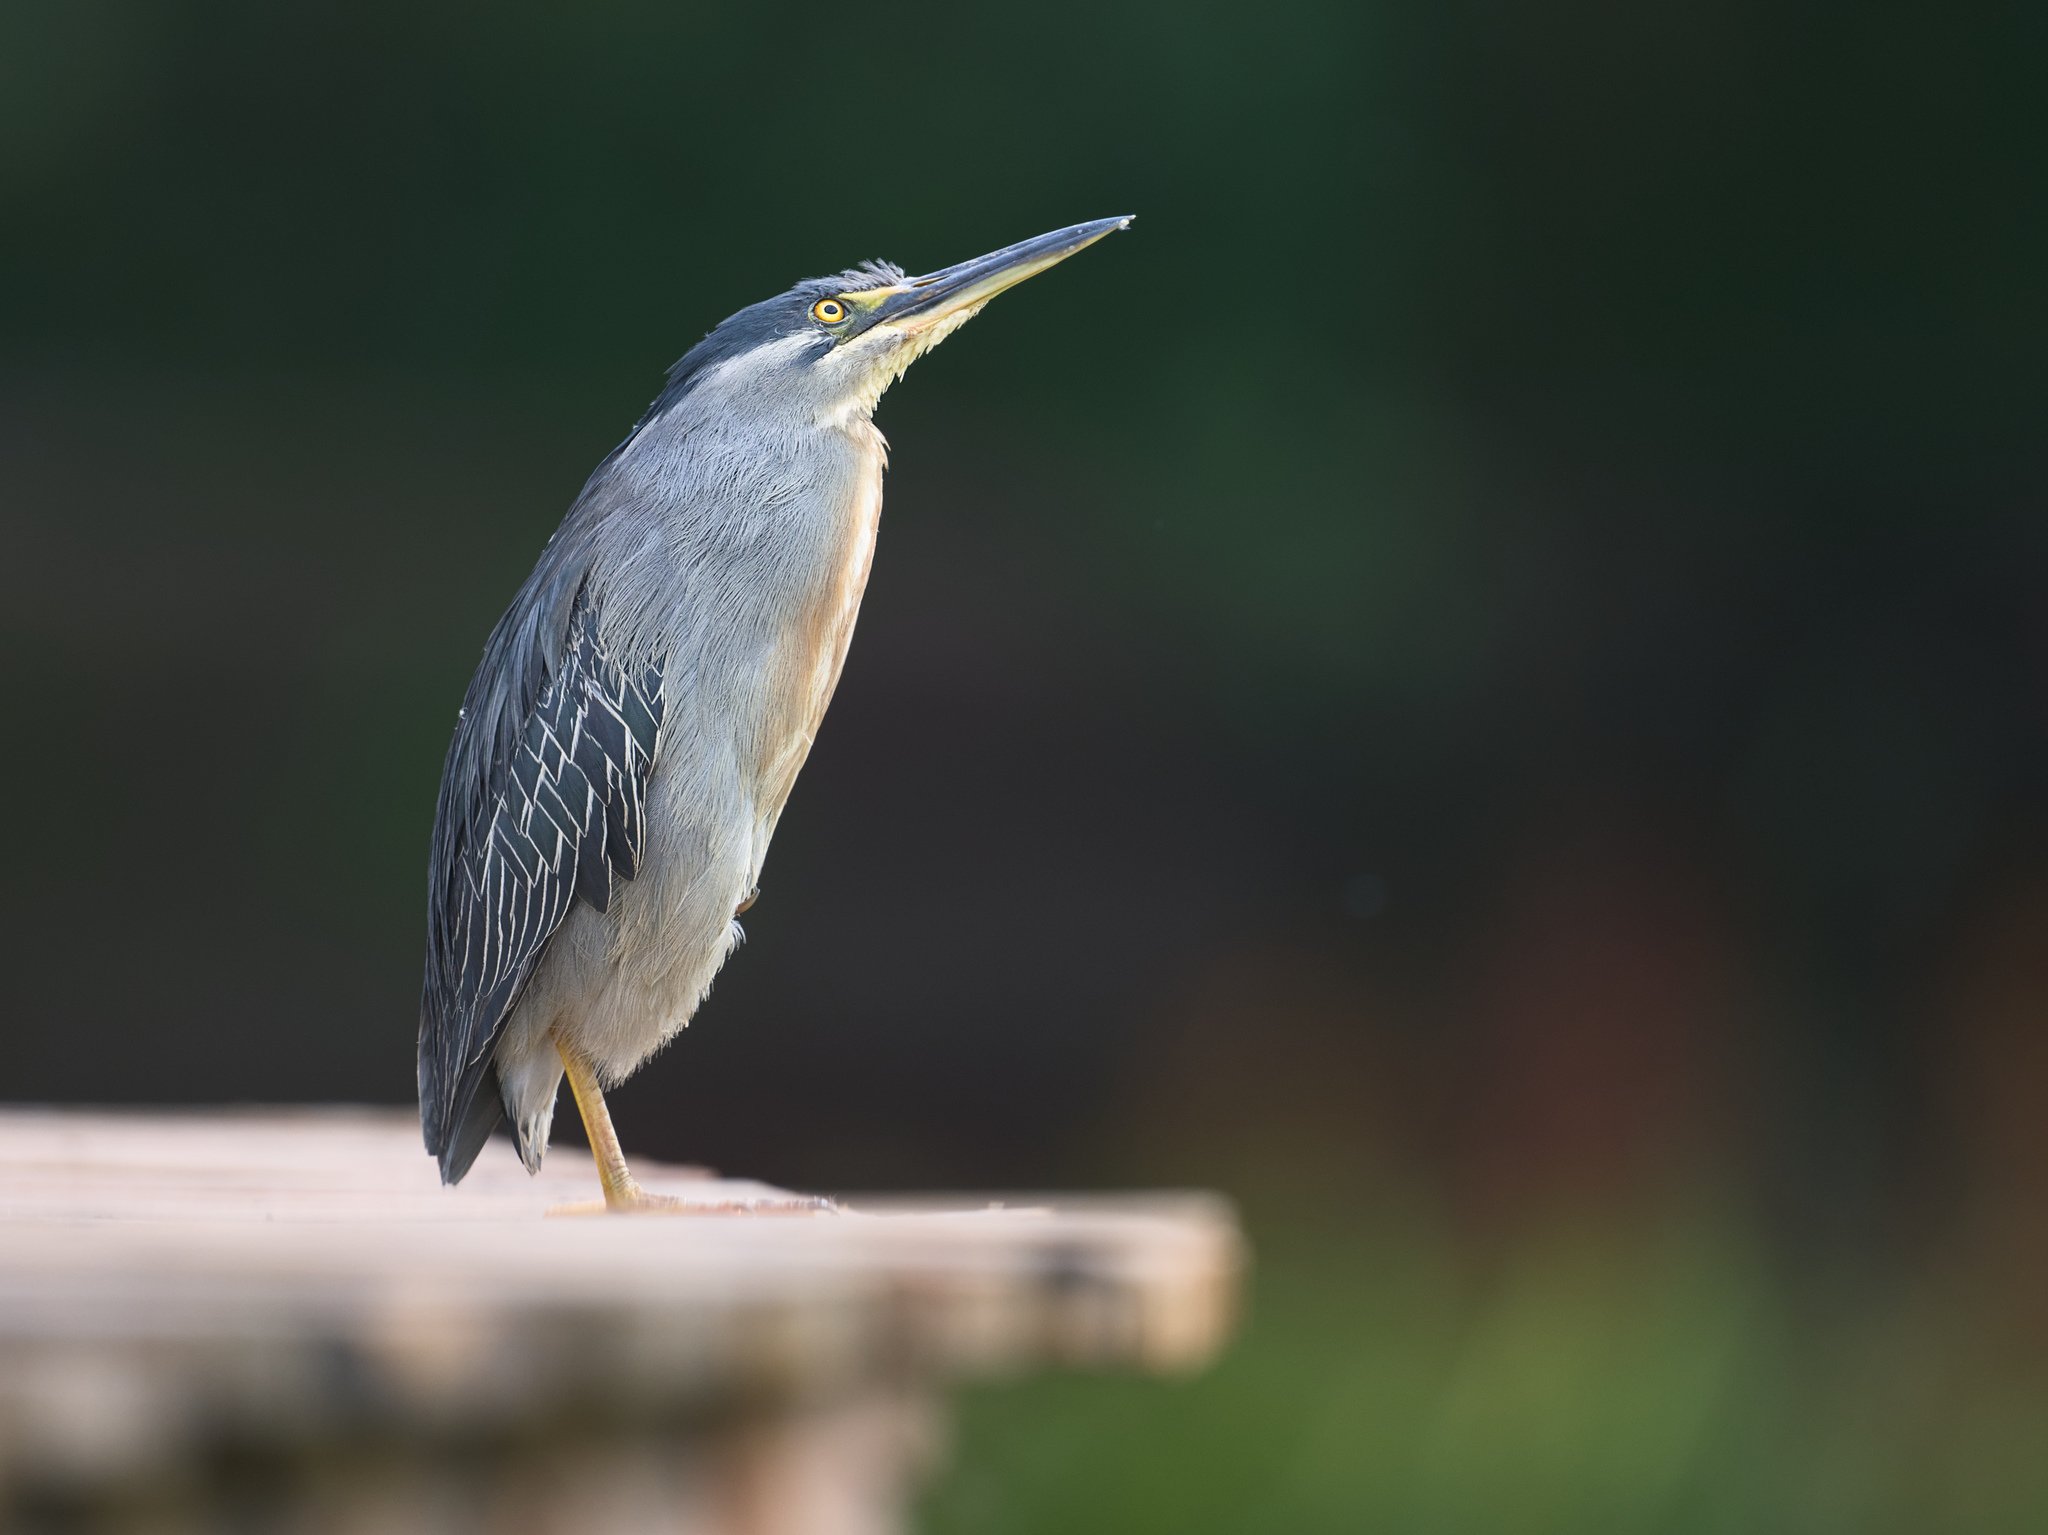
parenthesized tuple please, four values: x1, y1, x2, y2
(0, 1107, 1241, 1530)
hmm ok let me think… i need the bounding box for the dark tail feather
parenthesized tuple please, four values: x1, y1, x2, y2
(437, 1065, 506, 1185)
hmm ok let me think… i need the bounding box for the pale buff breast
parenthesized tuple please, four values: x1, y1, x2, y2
(747, 429, 885, 877)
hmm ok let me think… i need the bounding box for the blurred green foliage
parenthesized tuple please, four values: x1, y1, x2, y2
(927, 1205, 2048, 1534)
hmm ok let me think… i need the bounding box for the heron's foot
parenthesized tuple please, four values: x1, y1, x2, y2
(547, 1183, 838, 1218)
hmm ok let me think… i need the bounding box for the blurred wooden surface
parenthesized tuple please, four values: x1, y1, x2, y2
(0, 1108, 1240, 1535)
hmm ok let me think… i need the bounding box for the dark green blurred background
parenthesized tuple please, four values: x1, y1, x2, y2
(5, 2, 2044, 1529)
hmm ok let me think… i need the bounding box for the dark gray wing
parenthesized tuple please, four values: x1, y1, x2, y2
(418, 580, 664, 1182)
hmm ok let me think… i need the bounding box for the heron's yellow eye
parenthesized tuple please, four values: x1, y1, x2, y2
(812, 298, 848, 324)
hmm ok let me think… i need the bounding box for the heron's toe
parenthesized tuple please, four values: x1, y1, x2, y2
(546, 1190, 838, 1218)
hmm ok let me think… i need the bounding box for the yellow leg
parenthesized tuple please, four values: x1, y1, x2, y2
(556, 1037, 646, 1210)
(548, 1033, 836, 1218)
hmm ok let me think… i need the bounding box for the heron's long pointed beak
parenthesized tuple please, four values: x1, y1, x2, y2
(872, 216, 1134, 332)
